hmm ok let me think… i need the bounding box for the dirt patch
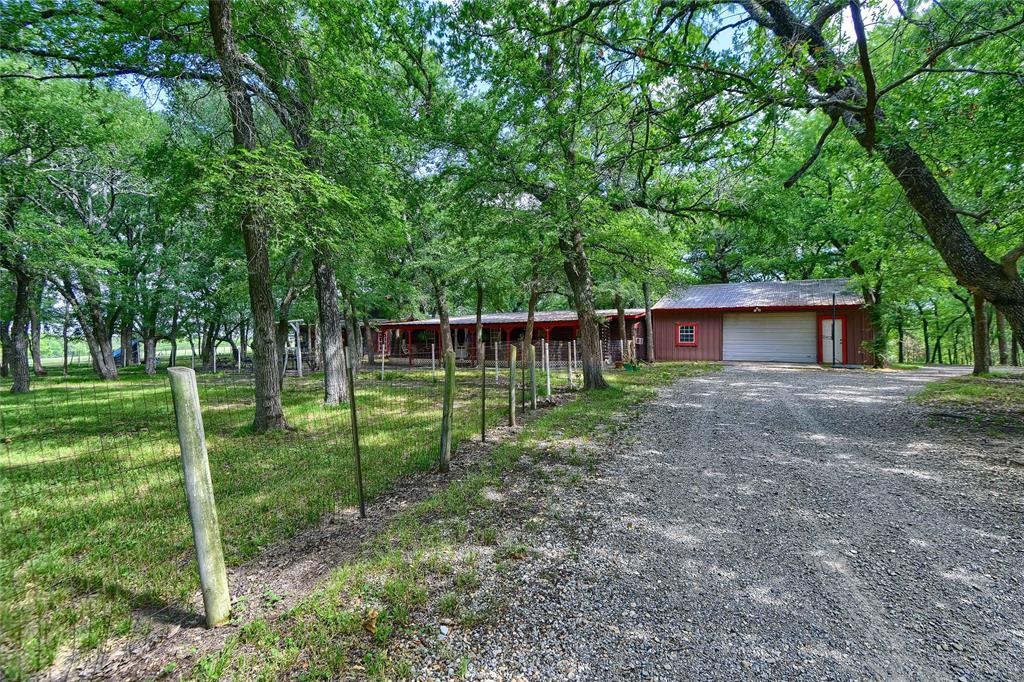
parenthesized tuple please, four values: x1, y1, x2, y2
(43, 393, 575, 681)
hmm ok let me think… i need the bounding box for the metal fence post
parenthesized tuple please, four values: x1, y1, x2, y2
(520, 341, 526, 412)
(480, 342, 487, 442)
(345, 353, 366, 518)
(166, 367, 231, 628)
(439, 350, 456, 473)
(545, 340, 551, 397)
(431, 343, 436, 381)
(529, 343, 537, 409)
(508, 344, 517, 427)
(569, 341, 575, 388)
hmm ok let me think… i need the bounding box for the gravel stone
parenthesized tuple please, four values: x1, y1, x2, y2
(432, 364, 1024, 680)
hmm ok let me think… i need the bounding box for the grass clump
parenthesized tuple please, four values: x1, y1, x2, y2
(914, 373, 1024, 412)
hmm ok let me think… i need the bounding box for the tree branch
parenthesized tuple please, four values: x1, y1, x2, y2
(877, 14, 1024, 98)
(784, 114, 840, 188)
(848, 1, 877, 151)
(1002, 244, 1024, 279)
(812, 1, 847, 30)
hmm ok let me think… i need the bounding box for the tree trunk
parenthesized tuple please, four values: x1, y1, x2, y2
(642, 281, 655, 362)
(343, 297, 359, 372)
(0, 319, 9, 376)
(207, 322, 219, 368)
(866, 302, 886, 369)
(0, 320, 10, 377)
(749, 0, 1024, 340)
(88, 329, 117, 379)
(314, 254, 347, 404)
(55, 277, 118, 379)
(972, 292, 989, 375)
(475, 280, 485, 367)
(143, 333, 157, 376)
(9, 272, 32, 393)
(559, 226, 607, 389)
(364, 320, 376, 366)
(995, 310, 1008, 366)
(120, 322, 132, 367)
(209, 0, 286, 431)
(168, 304, 180, 367)
(276, 319, 290, 381)
(524, 286, 540, 353)
(615, 292, 627, 361)
(896, 312, 905, 364)
(351, 309, 363, 362)
(1013, 330, 1020, 366)
(922, 315, 930, 364)
(430, 275, 453, 357)
(29, 285, 46, 376)
(239, 318, 248, 364)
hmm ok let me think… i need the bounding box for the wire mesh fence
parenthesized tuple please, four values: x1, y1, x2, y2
(0, 338, 596, 679)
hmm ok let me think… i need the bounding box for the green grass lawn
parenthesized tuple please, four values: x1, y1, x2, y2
(0, 364, 519, 680)
(914, 372, 1024, 416)
(186, 362, 718, 681)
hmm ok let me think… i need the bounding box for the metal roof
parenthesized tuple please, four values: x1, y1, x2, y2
(381, 309, 645, 329)
(653, 278, 863, 310)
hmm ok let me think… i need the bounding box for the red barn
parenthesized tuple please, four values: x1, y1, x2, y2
(651, 278, 873, 365)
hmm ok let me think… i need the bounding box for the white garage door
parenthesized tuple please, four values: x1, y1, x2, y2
(723, 312, 817, 362)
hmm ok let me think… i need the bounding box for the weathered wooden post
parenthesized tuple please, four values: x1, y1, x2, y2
(494, 340, 499, 380)
(345, 352, 366, 518)
(431, 343, 436, 381)
(480, 342, 487, 442)
(439, 350, 456, 473)
(529, 344, 537, 409)
(167, 367, 230, 628)
(508, 344, 517, 427)
(380, 351, 385, 381)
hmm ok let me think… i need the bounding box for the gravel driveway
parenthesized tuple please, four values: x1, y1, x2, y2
(442, 364, 1024, 680)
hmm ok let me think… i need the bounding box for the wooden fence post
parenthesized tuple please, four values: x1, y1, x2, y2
(439, 350, 456, 473)
(529, 343, 537, 409)
(508, 344, 517, 427)
(167, 367, 231, 628)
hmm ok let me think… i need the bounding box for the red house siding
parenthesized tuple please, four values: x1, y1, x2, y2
(844, 307, 874, 365)
(652, 311, 723, 361)
(654, 306, 875, 365)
